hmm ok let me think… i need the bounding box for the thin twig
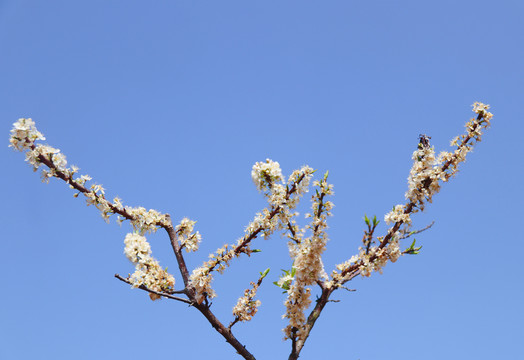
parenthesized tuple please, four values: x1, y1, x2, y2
(399, 221, 435, 240)
(114, 274, 193, 304)
(163, 218, 192, 288)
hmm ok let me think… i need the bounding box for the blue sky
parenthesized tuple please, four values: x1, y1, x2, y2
(1, 1, 523, 359)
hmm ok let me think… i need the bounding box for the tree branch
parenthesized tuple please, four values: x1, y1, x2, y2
(163, 218, 192, 289)
(399, 221, 435, 240)
(114, 274, 192, 304)
(194, 303, 257, 360)
(288, 286, 334, 360)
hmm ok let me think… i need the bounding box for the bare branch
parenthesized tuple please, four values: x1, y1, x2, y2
(193, 303, 257, 360)
(399, 221, 435, 240)
(163, 218, 192, 289)
(114, 274, 192, 304)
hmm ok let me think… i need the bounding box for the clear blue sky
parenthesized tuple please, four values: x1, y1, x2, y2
(2, 1, 523, 359)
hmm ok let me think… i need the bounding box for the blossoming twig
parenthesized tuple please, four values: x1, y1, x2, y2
(283, 171, 334, 343)
(229, 268, 269, 329)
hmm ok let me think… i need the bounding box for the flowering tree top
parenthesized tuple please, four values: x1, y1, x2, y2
(9, 103, 492, 360)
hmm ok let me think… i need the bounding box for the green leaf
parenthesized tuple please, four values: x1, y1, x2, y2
(260, 268, 270, 278)
(405, 239, 423, 254)
(252, 249, 262, 253)
(364, 214, 370, 226)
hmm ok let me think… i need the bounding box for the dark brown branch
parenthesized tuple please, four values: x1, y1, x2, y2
(114, 274, 192, 304)
(194, 303, 256, 360)
(228, 317, 241, 330)
(163, 218, 192, 289)
(363, 218, 378, 255)
(288, 286, 334, 360)
(286, 220, 300, 244)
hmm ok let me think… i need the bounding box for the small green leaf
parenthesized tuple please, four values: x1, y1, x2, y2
(405, 239, 423, 254)
(260, 268, 270, 278)
(252, 249, 262, 253)
(364, 214, 370, 226)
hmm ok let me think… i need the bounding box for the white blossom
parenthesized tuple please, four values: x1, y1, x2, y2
(9, 118, 45, 151)
(176, 217, 201, 252)
(124, 233, 175, 300)
(384, 204, 411, 225)
(251, 159, 283, 192)
(232, 279, 264, 323)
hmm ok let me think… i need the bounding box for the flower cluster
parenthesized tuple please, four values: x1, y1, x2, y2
(232, 291, 261, 322)
(124, 233, 175, 300)
(357, 235, 401, 277)
(176, 218, 201, 252)
(405, 140, 440, 210)
(330, 233, 401, 284)
(289, 175, 333, 285)
(9, 118, 45, 151)
(384, 204, 411, 225)
(406, 103, 492, 211)
(188, 241, 242, 304)
(126, 207, 167, 234)
(283, 174, 333, 340)
(251, 159, 284, 192)
(282, 283, 312, 341)
(189, 266, 217, 304)
(436, 102, 492, 183)
(271, 166, 315, 243)
(231, 270, 268, 324)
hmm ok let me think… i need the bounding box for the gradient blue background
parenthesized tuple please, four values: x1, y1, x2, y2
(2, 1, 522, 359)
